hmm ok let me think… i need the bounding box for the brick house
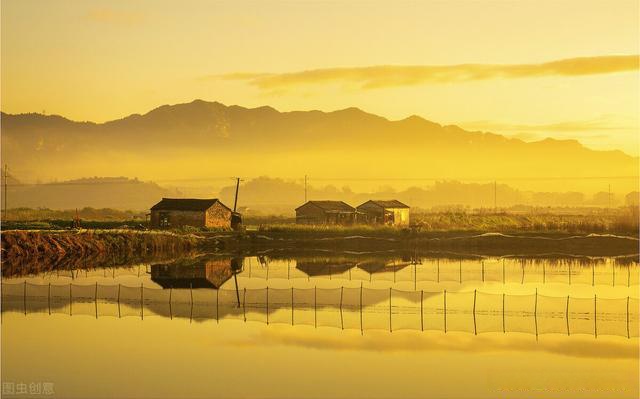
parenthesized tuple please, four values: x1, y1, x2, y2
(150, 198, 237, 229)
(356, 200, 410, 226)
(295, 200, 357, 225)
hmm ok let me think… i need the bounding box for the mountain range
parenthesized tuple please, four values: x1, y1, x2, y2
(2, 100, 638, 193)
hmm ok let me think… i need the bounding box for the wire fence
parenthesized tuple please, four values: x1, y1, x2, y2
(2, 282, 637, 338)
(15, 258, 640, 288)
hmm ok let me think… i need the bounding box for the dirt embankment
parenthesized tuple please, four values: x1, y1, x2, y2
(212, 231, 640, 257)
(1, 230, 202, 272)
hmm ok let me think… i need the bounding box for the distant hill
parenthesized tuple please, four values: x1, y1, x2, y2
(1, 100, 638, 193)
(3, 176, 181, 210)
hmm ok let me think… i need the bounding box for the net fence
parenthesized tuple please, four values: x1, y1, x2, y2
(2, 281, 637, 338)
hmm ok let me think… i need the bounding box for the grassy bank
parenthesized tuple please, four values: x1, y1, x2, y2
(1, 230, 201, 262)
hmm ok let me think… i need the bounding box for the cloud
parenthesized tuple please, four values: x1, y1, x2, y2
(227, 328, 638, 359)
(85, 8, 144, 26)
(215, 55, 639, 90)
(459, 115, 638, 134)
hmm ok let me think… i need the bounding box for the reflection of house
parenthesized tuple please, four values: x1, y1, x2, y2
(150, 198, 239, 229)
(150, 257, 242, 288)
(356, 200, 410, 226)
(295, 201, 356, 225)
(296, 260, 356, 277)
(357, 260, 411, 274)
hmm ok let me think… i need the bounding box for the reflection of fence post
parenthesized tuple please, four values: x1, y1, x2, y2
(420, 290, 424, 332)
(243, 288, 247, 322)
(481, 261, 484, 282)
(141, 283, 144, 320)
(502, 259, 505, 284)
(565, 295, 570, 336)
(568, 263, 571, 285)
(48, 283, 51, 315)
(612, 264, 615, 287)
(473, 289, 477, 335)
(542, 264, 545, 284)
(23, 281, 27, 315)
(592, 263, 595, 286)
(359, 282, 363, 335)
(169, 287, 173, 320)
(502, 293, 505, 333)
(534, 288, 538, 339)
(594, 294, 597, 338)
(443, 289, 447, 333)
(69, 284, 73, 316)
(339, 286, 344, 330)
(313, 286, 316, 328)
(389, 287, 392, 333)
(117, 284, 121, 318)
(627, 296, 630, 339)
(291, 287, 294, 326)
(459, 260, 462, 284)
(437, 259, 440, 283)
(266, 287, 269, 325)
(216, 288, 220, 324)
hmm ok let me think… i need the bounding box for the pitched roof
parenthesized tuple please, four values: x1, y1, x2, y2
(295, 200, 355, 212)
(150, 198, 228, 211)
(357, 200, 409, 209)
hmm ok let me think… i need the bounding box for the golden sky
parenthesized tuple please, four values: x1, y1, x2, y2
(1, 0, 639, 155)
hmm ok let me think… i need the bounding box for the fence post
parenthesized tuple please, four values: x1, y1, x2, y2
(437, 259, 440, 283)
(473, 289, 477, 335)
(216, 288, 220, 324)
(481, 261, 484, 282)
(117, 284, 121, 318)
(420, 290, 424, 332)
(568, 263, 571, 285)
(459, 260, 462, 284)
(169, 287, 173, 320)
(502, 259, 505, 284)
(565, 295, 570, 336)
(443, 289, 447, 333)
(23, 281, 27, 315)
(542, 264, 545, 284)
(592, 263, 595, 286)
(95, 282, 98, 319)
(313, 286, 316, 329)
(140, 283, 144, 320)
(243, 288, 247, 322)
(69, 284, 72, 316)
(612, 263, 615, 287)
(340, 286, 344, 330)
(189, 283, 193, 323)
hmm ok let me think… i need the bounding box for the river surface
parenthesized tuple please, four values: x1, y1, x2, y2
(2, 251, 639, 398)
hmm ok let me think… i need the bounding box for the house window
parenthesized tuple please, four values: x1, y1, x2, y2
(159, 212, 170, 227)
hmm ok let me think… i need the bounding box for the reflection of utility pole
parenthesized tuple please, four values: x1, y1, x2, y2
(304, 175, 308, 203)
(608, 184, 611, 210)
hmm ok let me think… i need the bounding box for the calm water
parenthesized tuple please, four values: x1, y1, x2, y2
(2, 252, 639, 398)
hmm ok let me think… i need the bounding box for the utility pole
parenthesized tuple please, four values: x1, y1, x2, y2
(233, 177, 242, 212)
(304, 175, 308, 203)
(494, 180, 497, 213)
(3, 164, 7, 221)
